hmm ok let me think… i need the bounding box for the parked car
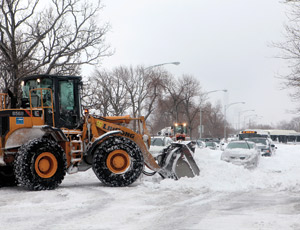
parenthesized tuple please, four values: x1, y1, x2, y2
(149, 136, 173, 156)
(205, 141, 218, 150)
(195, 140, 206, 149)
(245, 137, 276, 156)
(221, 141, 260, 168)
(198, 138, 211, 142)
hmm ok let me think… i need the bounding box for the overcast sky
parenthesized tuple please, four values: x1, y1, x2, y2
(92, 0, 295, 127)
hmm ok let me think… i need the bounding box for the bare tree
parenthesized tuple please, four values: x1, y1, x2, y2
(82, 71, 111, 116)
(119, 66, 167, 119)
(150, 74, 206, 138)
(0, 0, 110, 99)
(83, 65, 167, 125)
(108, 68, 131, 116)
(117, 66, 139, 124)
(141, 68, 167, 120)
(82, 68, 130, 116)
(274, 1, 300, 105)
(202, 102, 225, 138)
(179, 75, 201, 138)
(163, 75, 185, 123)
(276, 116, 300, 131)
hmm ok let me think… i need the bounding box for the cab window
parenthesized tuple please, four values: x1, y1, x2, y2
(22, 78, 53, 107)
(59, 80, 75, 110)
(58, 80, 77, 127)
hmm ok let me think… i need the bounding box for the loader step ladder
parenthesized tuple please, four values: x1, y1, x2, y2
(70, 139, 83, 163)
(63, 130, 84, 163)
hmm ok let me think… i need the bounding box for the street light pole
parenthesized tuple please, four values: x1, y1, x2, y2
(238, 109, 255, 130)
(248, 115, 258, 128)
(247, 115, 263, 128)
(224, 101, 245, 140)
(243, 114, 257, 128)
(199, 89, 227, 138)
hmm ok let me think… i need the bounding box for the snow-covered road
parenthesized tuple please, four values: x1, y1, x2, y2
(1, 143, 300, 230)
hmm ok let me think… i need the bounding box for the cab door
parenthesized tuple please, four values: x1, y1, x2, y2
(55, 79, 81, 129)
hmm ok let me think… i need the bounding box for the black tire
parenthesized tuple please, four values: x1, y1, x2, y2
(92, 136, 144, 187)
(14, 138, 67, 191)
(0, 166, 16, 187)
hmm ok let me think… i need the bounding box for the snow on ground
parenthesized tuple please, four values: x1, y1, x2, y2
(1, 143, 300, 230)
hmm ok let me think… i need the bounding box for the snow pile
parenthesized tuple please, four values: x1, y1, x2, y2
(143, 143, 300, 193)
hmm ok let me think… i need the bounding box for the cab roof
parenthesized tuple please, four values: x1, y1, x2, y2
(21, 74, 82, 81)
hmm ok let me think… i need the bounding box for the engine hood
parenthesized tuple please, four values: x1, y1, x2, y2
(222, 149, 254, 158)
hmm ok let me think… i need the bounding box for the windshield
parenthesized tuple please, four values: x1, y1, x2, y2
(239, 133, 268, 140)
(206, 142, 214, 146)
(227, 142, 251, 149)
(151, 138, 164, 146)
(248, 138, 267, 145)
(22, 78, 53, 98)
(22, 78, 53, 107)
(174, 124, 187, 134)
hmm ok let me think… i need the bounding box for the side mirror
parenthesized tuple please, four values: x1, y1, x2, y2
(271, 144, 275, 148)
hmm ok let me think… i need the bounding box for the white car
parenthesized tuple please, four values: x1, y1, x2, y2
(149, 136, 173, 156)
(221, 141, 260, 168)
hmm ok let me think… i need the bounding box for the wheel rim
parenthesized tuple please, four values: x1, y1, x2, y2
(106, 150, 131, 174)
(35, 152, 58, 178)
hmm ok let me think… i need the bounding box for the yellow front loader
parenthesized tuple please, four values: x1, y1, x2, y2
(0, 75, 199, 190)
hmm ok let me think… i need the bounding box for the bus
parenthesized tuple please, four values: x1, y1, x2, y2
(238, 129, 270, 140)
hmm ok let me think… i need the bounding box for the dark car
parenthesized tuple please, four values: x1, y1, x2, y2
(195, 140, 206, 148)
(205, 141, 218, 150)
(245, 137, 276, 156)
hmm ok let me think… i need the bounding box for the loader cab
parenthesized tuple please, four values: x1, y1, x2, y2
(173, 122, 188, 141)
(21, 75, 82, 129)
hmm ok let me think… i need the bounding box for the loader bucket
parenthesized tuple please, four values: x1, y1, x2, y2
(156, 141, 200, 179)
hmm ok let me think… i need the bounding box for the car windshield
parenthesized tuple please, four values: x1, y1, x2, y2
(247, 142, 255, 149)
(206, 142, 214, 146)
(248, 138, 267, 145)
(227, 142, 251, 149)
(151, 138, 164, 146)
